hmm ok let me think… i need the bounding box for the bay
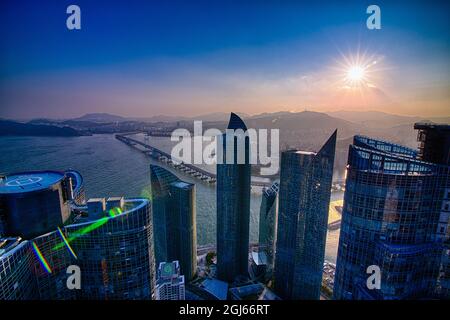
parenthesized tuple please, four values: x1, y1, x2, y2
(0, 134, 341, 263)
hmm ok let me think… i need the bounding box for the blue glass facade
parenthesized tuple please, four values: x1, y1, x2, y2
(66, 199, 155, 299)
(334, 135, 450, 300)
(0, 239, 38, 299)
(150, 165, 197, 281)
(258, 182, 279, 280)
(168, 182, 197, 281)
(274, 131, 336, 300)
(216, 113, 251, 283)
(0, 170, 156, 300)
(0, 171, 73, 239)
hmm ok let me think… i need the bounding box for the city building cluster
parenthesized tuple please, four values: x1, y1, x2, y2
(0, 114, 448, 300)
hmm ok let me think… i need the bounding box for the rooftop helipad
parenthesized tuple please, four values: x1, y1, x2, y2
(0, 171, 65, 194)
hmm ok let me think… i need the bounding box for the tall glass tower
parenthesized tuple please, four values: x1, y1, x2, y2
(0, 170, 156, 300)
(258, 182, 279, 280)
(274, 130, 336, 300)
(150, 165, 197, 281)
(168, 181, 197, 281)
(216, 113, 251, 283)
(0, 171, 76, 239)
(150, 165, 180, 266)
(334, 125, 450, 300)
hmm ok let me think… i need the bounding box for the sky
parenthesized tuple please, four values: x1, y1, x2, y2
(0, 0, 449, 119)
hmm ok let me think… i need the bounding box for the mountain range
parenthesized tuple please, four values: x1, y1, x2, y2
(3, 110, 448, 179)
(0, 120, 81, 137)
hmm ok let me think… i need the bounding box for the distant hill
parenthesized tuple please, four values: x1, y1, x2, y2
(68, 112, 234, 123)
(131, 115, 190, 123)
(130, 112, 250, 123)
(244, 110, 372, 145)
(327, 110, 450, 129)
(20, 109, 449, 179)
(193, 112, 250, 122)
(71, 113, 128, 123)
(0, 120, 82, 137)
(199, 110, 439, 179)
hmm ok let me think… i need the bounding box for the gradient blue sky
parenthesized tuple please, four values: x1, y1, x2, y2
(1, 0, 449, 119)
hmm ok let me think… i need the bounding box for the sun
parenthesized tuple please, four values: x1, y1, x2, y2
(332, 50, 383, 89)
(346, 65, 365, 83)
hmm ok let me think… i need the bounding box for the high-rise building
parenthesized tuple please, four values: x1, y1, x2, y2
(414, 122, 450, 165)
(150, 165, 197, 280)
(0, 238, 38, 299)
(274, 131, 336, 300)
(216, 113, 251, 283)
(155, 261, 185, 300)
(0, 170, 156, 300)
(0, 171, 76, 238)
(258, 182, 279, 280)
(67, 198, 155, 300)
(334, 124, 450, 300)
(168, 181, 197, 281)
(150, 165, 179, 265)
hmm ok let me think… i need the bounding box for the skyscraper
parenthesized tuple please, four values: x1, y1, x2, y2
(168, 181, 197, 281)
(67, 198, 155, 300)
(334, 124, 450, 300)
(216, 113, 251, 283)
(414, 122, 450, 165)
(150, 165, 179, 266)
(155, 261, 185, 300)
(0, 238, 38, 299)
(0, 170, 156, 300)
(150, 165, 197, 280)
(258, 182, 279, 280)
(0, 171, 76, 238)
(274, 131, 336, 300)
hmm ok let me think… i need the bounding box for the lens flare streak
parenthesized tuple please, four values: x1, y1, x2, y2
(57, 227, 78, 259)
(32, 242, 52, 274)
(108, 207, 122, 217)
(53, 217, 110, 251)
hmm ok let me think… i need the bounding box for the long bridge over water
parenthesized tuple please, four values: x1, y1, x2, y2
(115, 133, 272, 187)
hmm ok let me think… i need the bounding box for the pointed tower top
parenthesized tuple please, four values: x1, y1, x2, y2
(317, 129, 337, 158)
(227, 112, 248, 131)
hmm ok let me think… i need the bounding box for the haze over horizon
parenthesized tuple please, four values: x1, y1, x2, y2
(1, 0, 449, 119)
(5, 109, 449, 123)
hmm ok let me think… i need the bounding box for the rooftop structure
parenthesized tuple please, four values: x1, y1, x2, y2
(155, 261, 185, 300)
(200, 278, 229, 300)
(106, 196, 124, 211)
(0, 237, 21, 256)
(86, 198, 106, 219)
(0, 170, 83, 238)
(0, 171, 65, 194)
(334, 131, 450, 300)
(414, 122, 450, 165)
(0, 169, 156, 300)
(229, 283, 281, 300)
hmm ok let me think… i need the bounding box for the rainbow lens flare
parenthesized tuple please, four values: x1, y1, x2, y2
(53, 217, 110, 251)
(32, 242, 52, 274)
(57, 227, 78, 259)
